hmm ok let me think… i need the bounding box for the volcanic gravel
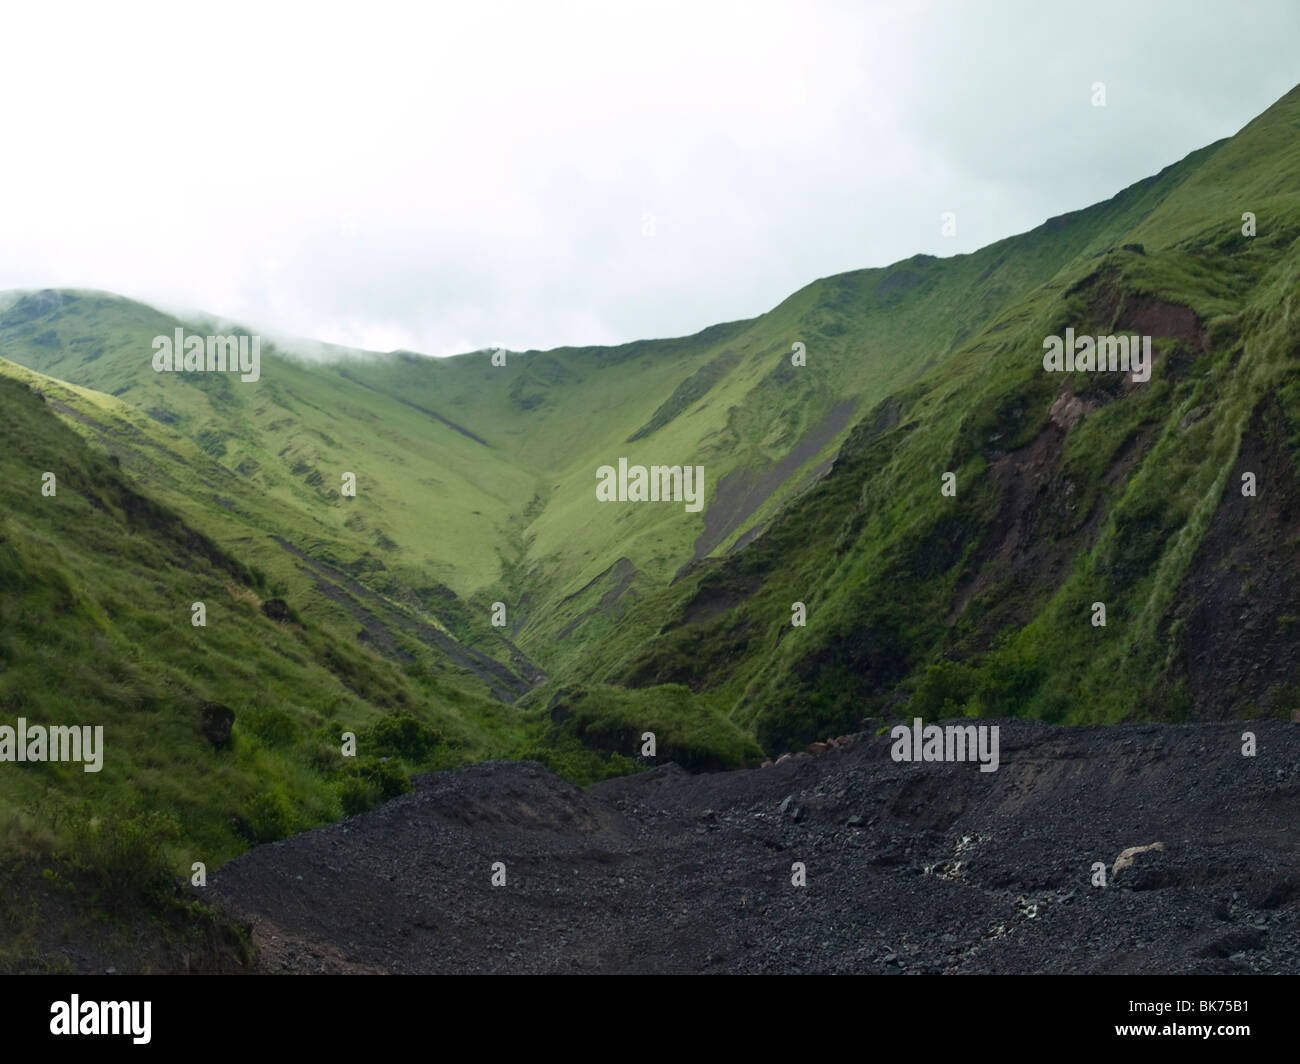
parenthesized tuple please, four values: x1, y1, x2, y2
(207, 719, 1299, 974)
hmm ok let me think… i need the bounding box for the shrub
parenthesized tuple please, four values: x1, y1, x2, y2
(71, 810, 180, 908)
(339, 777, 373, 817)
(247, 790, 295, 843)
(337, 757, 412, 816)
(354, 757, 411, 801)
(367, 714, 441, 762)
(239, 706, 300, 748)
(908, 659, 980, 719)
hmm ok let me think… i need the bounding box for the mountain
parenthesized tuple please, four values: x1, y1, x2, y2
(1, 84, 1298, 970)
(599, 83, 1300, 749)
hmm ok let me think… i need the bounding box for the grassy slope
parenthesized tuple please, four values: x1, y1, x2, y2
(0, 367, 531, 967)
(1, 87, 1296, 969)
(343, 143, 1217, 666)
(2, 128, 1204, 680)
(595, 85, 1300, 750)
(0, 303, 552, 709)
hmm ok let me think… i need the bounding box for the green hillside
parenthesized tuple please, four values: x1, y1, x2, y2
(0, 126, 1220, 677)
(591, 83, 1300, 749)
(2, 83, 1298, 970)
(0, 364, 564, 968)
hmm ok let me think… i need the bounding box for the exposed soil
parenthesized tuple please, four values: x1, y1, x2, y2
(689, 399, 857, 565)
(269, 535, 544, 700)
(949, 384, 1155, 636)
(726, 452, 843, 556)
(950, 413, 1068, 624)
(1108, 292, 1209, 355)
(207, 718, 1299, 974)
(1072, 268, 1210, 385)
(680, 571, 765, 626)
(1171, 395, 1300, 717)
(1, 861, 255, 975)
(555, 557, 639, 641)
(626, 349, 742, 443)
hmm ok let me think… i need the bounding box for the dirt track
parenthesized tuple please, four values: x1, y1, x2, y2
(208, 719, 1299, 974)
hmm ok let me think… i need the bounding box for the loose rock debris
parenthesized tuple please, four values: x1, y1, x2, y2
(209, 719, 1299, 974)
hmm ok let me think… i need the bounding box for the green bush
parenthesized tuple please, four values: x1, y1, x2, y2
(338, 777, 373, 817)
(337, 756, 412, 816)
(71, 810, 179, 908)
(908, 659, 980, 719)
(357, 757, 411, 800)
(367, 714, 441, 761)
(975, 642, 1044, 715)
(239, 706, 300, 748)
(247, 789, 295, 842)
(550, 683, 761, 769)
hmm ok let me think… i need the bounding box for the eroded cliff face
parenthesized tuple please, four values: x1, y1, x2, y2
(1169, 395, 1300, 719)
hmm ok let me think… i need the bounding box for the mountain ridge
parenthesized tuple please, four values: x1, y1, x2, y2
(2, 82, 1298, 972)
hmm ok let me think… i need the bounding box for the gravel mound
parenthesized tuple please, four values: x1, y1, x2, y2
(208, 719, 1299, 974)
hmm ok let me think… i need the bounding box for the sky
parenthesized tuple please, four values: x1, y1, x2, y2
(1, 0, 1297, 357)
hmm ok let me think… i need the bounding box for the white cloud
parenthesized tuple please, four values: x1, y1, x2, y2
(0, 0, 1296, 355)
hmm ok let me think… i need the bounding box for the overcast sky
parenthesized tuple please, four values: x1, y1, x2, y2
(1, 1, 1297, 356)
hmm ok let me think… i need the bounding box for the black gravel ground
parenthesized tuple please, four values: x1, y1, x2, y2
(207, 719, 1299, 974)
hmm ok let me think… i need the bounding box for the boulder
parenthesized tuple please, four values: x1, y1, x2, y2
(1111, 841, 1164, 877)
(261, 597, 291, 622)
(199, 701, 235, 747)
